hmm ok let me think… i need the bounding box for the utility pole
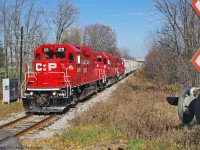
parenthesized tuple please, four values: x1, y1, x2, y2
(5, 43, 8, 78)
(4, 27, 8, 78)
(20, 26, 23, 98)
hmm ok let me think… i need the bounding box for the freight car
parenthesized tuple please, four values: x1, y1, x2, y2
(22, 44, 141, 113)
(123, 59, 142, 76)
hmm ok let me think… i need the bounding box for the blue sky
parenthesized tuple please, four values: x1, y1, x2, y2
(40, 0, 160, 58)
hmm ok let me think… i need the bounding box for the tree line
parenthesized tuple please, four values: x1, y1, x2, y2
(0, 0, 132, 79)
(144, 0, 200, 85)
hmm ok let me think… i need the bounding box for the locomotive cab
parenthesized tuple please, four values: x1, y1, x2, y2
(96, 52, 109, 85)
(117, 58, 125, 80)
(22, 44, 81, 113)
(96, 52, 109, 73)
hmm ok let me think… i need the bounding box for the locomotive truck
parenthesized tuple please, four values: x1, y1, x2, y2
(22, 44, 141, 113)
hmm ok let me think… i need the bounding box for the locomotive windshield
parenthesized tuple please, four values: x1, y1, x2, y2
(56, 52, 65, 59)
(45, 52, 53, 59)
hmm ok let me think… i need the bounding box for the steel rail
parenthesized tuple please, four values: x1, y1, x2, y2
(14, 113, 57, 138)
(0, 113, 34, 129)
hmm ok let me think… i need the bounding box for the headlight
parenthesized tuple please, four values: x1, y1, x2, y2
(30, 91, 34, 96)
(52, 91, 57, 96)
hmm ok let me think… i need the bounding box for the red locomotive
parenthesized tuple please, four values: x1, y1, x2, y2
(22, 44, 126, 113)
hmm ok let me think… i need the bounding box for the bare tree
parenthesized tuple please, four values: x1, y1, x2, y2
(46, 0, 79, 43)
(83, 24, 117, 54)
(0, 0, 48, 78)
(121, 48, 132, 59)
(144, 0, 200, 85)
(23, 1, 46, 63)
(62, 27, 82, 45)
(0, 0, 12, 78)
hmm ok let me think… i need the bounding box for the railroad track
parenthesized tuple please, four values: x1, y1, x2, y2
(0, 113, 59, 139)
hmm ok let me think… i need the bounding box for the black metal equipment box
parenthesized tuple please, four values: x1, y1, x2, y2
(2, 78, 19, 103)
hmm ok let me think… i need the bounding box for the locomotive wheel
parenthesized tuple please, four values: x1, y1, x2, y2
(195, 96, 200, 124)
(178, 86, 194, 124)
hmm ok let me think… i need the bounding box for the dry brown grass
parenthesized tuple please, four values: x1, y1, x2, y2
(72, 70, 200, 149)
(21, 69, 200, 149)
(0, 100, 24, 120)
(0, 81, 2, 99)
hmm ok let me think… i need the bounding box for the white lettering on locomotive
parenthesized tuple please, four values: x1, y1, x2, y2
(48, 63, 57, 71)
(36, 63, 57, 71)
(36, 63, 42, 71)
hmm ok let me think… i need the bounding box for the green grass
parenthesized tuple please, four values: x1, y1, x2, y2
(127, 138, 165, 150)
(57, 125, 124, 146)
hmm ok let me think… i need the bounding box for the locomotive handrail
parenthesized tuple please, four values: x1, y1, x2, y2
(22, 70, 72, 99)
(65, 66, 72, 97)
(101, 69, 106, 83)
(115, 68, 119, 77)
(21, 78, 26, 98)
(95, 68, 101, 79)
(21, 72, 38, 98)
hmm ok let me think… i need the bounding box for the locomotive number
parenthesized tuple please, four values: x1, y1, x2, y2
(36, 63, 57, 71)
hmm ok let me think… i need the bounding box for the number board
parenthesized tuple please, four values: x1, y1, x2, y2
(42, 48, 50, 53)
(56, 48, 66, 52)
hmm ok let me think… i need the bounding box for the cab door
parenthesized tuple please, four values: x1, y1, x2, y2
(74, 53, 82, 85)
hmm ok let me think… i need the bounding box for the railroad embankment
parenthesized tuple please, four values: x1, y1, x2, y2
(18, 70, 200, 149)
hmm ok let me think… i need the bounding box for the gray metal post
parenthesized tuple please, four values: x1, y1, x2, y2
(20, 26, 23, 98)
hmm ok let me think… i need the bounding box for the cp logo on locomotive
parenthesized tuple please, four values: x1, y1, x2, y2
(36, 63, 57, 71)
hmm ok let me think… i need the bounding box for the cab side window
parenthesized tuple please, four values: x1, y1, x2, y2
(104, 58, 107, 64)
(35, 53, 40, 60)
(97, 58, 102, 62)
(69, 53, 74, 62)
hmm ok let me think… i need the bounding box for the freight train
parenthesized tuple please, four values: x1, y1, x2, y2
(22, 44, 142, 113)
